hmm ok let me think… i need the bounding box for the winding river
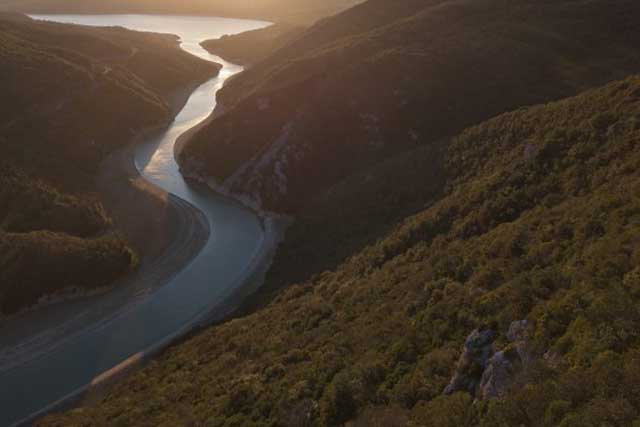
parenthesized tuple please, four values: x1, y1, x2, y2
(0, 15, 276, 426)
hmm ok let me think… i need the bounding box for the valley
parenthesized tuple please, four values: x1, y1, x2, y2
(1, 0, 640, 426)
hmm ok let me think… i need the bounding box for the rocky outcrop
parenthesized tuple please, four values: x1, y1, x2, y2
(478, 320, 532, 399)
(507, 319, 530, 343)
(443, 326, 496, 395)
(445, 320, 533, 399)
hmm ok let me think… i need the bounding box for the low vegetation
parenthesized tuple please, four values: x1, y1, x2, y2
(39, 72, 640, 426)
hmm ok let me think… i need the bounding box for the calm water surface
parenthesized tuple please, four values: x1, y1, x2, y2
(0, 15, 272, 426)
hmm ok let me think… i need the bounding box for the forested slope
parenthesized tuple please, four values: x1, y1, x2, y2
(39, 73, 640, 427)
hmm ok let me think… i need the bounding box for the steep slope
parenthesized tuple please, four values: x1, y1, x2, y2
(180, 0, 640, 212)
(0, 0, 363, 24)
(0, 14, 219, 314)
(201, 23, 304, 66)
(39, 74, 640, 427)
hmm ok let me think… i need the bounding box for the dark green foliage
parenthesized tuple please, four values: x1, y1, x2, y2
(321, 372, 358, 425)
(413, 393, 476, 427)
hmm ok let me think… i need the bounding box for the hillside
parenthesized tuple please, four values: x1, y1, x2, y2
(39, 74, 640, 427)
(1, 14, 218, 187)
(201, 23, 304, 66)
(0, 14, 219, 314)
(0, 0, 363, 24)
(179, 0, 640, 213)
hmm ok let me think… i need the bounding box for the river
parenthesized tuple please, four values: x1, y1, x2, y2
(0, 15, 277, 426)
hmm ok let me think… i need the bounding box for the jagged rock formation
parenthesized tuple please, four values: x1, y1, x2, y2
(478, 320, 533, 400)
(444, 326, 496, 396)
(446, 320, 534, 400)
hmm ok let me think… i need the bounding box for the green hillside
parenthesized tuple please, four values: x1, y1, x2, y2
(180, 0, 640, 212)
(39, 71, 640, 426)
(0, 14, 218, 314)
